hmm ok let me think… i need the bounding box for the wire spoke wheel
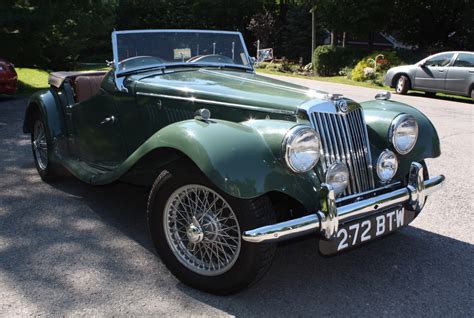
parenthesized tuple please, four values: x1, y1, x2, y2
(33, 120, 48, 170)
(163, 184, 241, 276)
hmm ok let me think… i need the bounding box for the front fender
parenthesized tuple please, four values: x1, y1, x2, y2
(361, 99, 441, 180)
(94, 119, 321, 211)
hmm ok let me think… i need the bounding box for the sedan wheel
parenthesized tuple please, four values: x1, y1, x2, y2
(147, 167, 276, 294)
(395, 75, 410, 95)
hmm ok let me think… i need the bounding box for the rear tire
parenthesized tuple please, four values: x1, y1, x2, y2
(395, 75, 410, 95)
(31, 116, 59, 182)
(147, 165, 276, 295)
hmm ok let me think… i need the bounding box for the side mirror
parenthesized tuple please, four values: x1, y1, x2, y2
(250, 57, 257, 65)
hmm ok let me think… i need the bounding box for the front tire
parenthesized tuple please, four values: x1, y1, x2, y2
(147, 166, 276, 295)
(395, 75, 410, 95)
(31, 117, 59, 182)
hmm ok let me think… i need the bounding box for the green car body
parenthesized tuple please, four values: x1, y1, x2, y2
(23, 30, 445, 294)
(23, 68, 440, 211)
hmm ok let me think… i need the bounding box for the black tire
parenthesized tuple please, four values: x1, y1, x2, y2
(147, 165, 276, 295)
(470, 87, 474, 101)
(30, 116, 59, 182)
(395, 75, 410, 95)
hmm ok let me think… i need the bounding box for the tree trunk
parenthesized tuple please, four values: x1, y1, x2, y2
(330, 31, 335, 46)
(342, 32, 346, 48)
(368, 32, 374, 50)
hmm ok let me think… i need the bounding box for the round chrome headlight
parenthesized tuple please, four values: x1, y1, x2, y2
(390, 114, 418, 154)
(326, 162, 349, 195)
(283, 126, 321, 173)
(377, 149, 398, 182)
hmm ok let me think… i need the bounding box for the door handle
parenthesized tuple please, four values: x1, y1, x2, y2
(100, 116, 116, 125)
(437, 69, 445, 72)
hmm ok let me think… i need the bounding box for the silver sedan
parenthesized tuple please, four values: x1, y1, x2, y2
(384, 51, 474, 99)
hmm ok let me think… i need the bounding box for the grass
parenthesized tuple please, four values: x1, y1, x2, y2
(10, 66, 473, 103)
(16, 68, 50, 95)
(257, 68, 473, 103)
(15, 65, 109, 95)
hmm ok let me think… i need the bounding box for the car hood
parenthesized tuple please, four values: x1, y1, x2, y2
(388, 64, 416, 73)
(133, 68, 326, 114)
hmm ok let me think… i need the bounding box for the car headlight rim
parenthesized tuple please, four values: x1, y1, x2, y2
(389, 113, 418, 155)
(376, 149, 398, 182)
(283, 126, 321, 173)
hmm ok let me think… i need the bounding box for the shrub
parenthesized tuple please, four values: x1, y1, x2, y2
(351, 50, 404, 84)
(312, 45, 367, 76)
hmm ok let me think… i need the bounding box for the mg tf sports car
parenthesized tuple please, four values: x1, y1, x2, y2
(24, 30, 445, 294)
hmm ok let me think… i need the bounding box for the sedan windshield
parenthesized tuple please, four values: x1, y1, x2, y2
(113, 30, 252, 74)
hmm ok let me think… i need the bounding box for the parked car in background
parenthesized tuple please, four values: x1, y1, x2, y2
(24, 29, 445, 294)
(0, 58, 18, 94)
(384, 51, 474, 99)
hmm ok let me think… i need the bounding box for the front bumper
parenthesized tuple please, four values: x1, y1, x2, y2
(242, 162, 445, 243)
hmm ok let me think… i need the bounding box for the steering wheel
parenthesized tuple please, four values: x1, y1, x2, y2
(118, 56, 165, 70)
(187, 54, 235, 64)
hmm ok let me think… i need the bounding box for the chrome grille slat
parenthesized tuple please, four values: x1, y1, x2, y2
(309, 108, 374, 196)
(347, 113, 368, 190)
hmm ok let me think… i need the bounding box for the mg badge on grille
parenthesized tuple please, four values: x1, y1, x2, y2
(336, 99, 348, 113)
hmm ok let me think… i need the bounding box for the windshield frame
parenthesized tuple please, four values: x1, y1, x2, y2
(111, 29, 254, 76)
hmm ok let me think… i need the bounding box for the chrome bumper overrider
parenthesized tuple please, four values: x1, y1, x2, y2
(242, 162, 445, 243)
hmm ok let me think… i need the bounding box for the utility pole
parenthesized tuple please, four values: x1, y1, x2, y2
(310, 6, 317, 76)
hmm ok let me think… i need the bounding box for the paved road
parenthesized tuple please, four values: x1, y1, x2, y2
(0, 75, 473, 316)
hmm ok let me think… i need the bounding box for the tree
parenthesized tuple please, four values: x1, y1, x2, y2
(389, 0, 473, 50)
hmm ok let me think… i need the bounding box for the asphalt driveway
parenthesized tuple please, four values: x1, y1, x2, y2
(0, 77, 473, 316)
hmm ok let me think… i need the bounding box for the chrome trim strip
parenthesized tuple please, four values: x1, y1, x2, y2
(136, 92, 296, 115)
(242, 162, 445, 243)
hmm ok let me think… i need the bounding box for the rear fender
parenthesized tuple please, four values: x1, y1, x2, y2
(23, 89, 65, 137)
(23, 89, 67, 163)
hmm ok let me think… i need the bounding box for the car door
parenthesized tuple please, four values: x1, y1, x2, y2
(70, 74, 127, 166)
(445, 52, 474, 95)
(414, 52, 455, 91)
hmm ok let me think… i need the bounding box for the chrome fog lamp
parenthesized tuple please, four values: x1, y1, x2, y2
(377, 149, 398, 182)
(283, 126, 321, 173)
(326, 162, 349, 195)
(389, 114, 418, 154)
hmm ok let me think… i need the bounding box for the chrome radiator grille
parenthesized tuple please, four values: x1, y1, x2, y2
(309, 108, 375, 195)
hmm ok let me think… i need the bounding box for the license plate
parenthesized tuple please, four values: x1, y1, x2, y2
(319, 207, 415, 255)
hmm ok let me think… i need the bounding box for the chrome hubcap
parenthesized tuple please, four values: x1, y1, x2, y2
(397, 78, 404, 92)
(33, 121, 48, 170)
(163, 185, 241, 276)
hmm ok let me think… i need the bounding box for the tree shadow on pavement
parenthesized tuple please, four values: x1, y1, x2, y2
(18, 176, 474, 317)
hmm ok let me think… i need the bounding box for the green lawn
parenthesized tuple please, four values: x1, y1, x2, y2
(15, 65, 108, 95)
(11, 67, 472, 103)
(256, 68, 390, 90)
(257, 69, 473, 103)
(16, 68, 50, 95)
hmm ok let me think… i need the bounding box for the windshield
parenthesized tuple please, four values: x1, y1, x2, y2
(112, 30, 252, 74)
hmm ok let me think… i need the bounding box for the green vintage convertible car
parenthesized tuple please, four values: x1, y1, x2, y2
(24, 30, 445, 294)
